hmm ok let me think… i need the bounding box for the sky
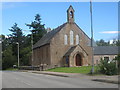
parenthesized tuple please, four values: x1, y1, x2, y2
(1, 2, 118, 41)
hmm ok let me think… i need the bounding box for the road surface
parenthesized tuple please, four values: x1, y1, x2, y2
(2, 71, 118, 88)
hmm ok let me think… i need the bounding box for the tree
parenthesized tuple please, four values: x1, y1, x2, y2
(2, 45, 16, 69)
(0, 36, 2, 70)
(2, 14, 47, 69)
(26, 14, 47, 44)
(20, 46, 31, 66)
(1, 34, 17, 69)
(8, 23, 24, 65)
(1, 35, 10, 51)
(113, 54, 120, 74)
(9, 23, 24, 54)
(9, 23, 25, 45)
(115, 40, 120, 46)
(2, 23, 34, 69)
(96, 39, 110, 46)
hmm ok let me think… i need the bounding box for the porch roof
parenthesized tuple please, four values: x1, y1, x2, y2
(64, 46, 77, 57)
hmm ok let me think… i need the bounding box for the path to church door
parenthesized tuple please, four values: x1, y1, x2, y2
(75, 54, 82, 66)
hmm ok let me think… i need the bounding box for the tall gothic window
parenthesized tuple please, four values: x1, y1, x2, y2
(76, 35, 79, 45)
(64, 34, 68, 45)
(70, 30, 74, 45)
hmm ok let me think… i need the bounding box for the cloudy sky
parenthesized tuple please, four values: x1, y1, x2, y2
(1, 2, 118, 41)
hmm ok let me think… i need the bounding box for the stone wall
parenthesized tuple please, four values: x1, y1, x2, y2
(32, 22, 92, 69)
(94, 55, 117, 65)
(33, 44, 51, 69)
(50, 23, 92, 67)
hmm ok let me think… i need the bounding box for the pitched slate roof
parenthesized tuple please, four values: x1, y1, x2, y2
(33, 22, 93, 49)
(64, 44, 88, 57)
(94, 46, 119, 55)
(33, 23, 67, 49)
(64, 46, 77, 56)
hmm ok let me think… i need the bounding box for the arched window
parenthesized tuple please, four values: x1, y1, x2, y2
(64, 34, 68, 45)
(76, 35, 79, 45)
(70, 30, 74, 45)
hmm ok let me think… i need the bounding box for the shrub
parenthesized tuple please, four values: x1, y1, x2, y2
(113, 54, 120, 74)
(98, 58, 118, 75)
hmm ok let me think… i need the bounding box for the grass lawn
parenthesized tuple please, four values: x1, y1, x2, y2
(47, 66, 98, 74)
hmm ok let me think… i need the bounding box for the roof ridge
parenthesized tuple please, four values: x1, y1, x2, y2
(33, 22, 67, 49)
(94, 46, 119, 55)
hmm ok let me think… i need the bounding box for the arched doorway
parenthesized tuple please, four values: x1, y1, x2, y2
(76, 54, 82, 66)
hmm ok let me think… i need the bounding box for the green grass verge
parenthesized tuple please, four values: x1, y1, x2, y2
(5, 68, 18, 71)
(47, 66, 99, 74)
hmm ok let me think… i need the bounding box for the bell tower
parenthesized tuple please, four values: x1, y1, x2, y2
(67, 5, 75, 23)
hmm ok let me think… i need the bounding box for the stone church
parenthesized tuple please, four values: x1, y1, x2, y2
(33, 5, 93, 69)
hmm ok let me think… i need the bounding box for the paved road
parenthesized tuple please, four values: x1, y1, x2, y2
(2, 71, 118, 88)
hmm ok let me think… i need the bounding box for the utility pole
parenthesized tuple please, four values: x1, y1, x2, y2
(31, 30, 34, 67)
(16, 42, 19, 68)
(90, 0, 94, 74)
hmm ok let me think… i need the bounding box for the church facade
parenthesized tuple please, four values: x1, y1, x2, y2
(33, 5, 93, 69)
(32, 5, 119, 70)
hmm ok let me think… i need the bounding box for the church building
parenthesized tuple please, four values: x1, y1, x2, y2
(33, 5, 93, 69)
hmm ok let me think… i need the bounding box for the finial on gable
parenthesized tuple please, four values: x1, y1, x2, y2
(67, 5, 75, 23)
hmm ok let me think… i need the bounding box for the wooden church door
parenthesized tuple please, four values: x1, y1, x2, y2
(76, 54, 82, 66)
